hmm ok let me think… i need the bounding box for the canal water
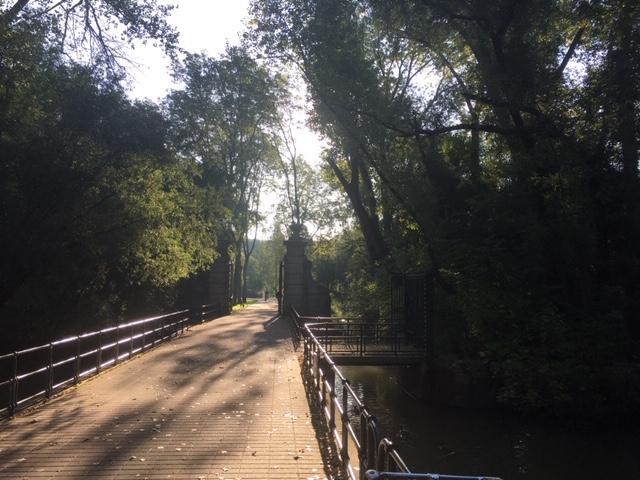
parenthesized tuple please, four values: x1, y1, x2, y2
(338, 365, 640, 479)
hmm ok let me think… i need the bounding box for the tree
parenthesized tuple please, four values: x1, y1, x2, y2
(166, 45, 283, 304)
(250, 0, 640, 419)
(272, 107, 341, 237)
(0, 0, 178, 69)
(0, 27, 219, 350)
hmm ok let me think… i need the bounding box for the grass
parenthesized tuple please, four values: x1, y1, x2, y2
(231, 298, 259, 311)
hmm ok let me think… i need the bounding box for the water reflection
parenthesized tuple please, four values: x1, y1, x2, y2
(339, 365, 640, 479)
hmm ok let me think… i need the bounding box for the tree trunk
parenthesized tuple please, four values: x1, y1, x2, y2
(232, 247, 243, 305)
(611, 3, 640, 337)
(326, 152, 390, 263)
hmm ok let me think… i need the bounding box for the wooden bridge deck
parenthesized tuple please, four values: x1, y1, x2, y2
(0, 302, 336, 479)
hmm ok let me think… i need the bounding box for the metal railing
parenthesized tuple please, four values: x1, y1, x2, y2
(0, 303, 226, 418)
(365, 472, 501, 480)
(306, 319, 420, 358)
(291, 307, 501, 480)
(290, 313, 425, 360)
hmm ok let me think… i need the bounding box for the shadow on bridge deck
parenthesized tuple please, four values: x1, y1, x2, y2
(0, 302, 338, 479)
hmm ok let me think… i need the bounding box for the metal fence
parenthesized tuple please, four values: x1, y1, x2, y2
(0, 303, 225, 418)
(291, 313, 424, 362)
(391, 272, 433, 356)
(291, 307, 501, 480)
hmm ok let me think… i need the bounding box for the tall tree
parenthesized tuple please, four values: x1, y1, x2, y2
(250, 0, 640, 418)
(166, 46, 283, 304)
(0, 0, 177, 69)
(0, 26, 219, 350)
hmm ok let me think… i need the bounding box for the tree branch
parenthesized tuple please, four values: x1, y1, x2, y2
(1, 0, 30, 27)
(556, 26, 586, 78)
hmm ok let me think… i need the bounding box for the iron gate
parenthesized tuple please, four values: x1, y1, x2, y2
(390, 271, 433, 360)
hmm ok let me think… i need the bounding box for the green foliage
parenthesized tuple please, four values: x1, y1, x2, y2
(244, 232, 286, 297)
(0, 21, 219, 349)
(250, 0, 640, 421)
(310, 227, 389, 319)
(165, 45, 284, 304)
(1, 0, 179, 70)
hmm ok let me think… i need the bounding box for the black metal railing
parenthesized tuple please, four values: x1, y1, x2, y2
(292, 313, 424, 359)
(364, 471, 501, 480)
(291, 307, 501, 480)
(0, 303, 226, 418)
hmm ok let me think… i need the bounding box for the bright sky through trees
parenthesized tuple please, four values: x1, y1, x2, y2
(124, 1, 324, 235)
(126, 0, 324, 172)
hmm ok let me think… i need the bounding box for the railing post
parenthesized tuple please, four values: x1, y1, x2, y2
(312, 349, 319, 386)
(114, 326, 120, 365)
(46, 343, 53, 398)
(360, 411, 368, 478)
(360, 323, 365, 357)
(96, 331, 102, 373)
(9, 352, 18, 415)
(187, 308, 195, 331)
(74, 336, 80, 384)
(328, 367, 336, 437)
(360, 410, 378, 479)
(129, 324, 134, 358)
(324, 323, 329, 352)
(141, 323, 146, 351)
(341, 378, 350, 473)
(320, 353, 327, 409)
(393, 324, 399, 355)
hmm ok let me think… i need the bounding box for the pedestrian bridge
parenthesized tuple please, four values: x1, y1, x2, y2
(0, 303, 500, 480)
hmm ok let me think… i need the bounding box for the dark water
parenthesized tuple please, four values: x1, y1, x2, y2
(339, 365, 640, 479)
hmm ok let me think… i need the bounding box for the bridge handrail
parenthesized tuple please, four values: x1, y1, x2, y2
(290, 306, 502, 480)
(305, 320, 411, 357)
(291, 306, 409, 480)
(365, 471, 502, 480)
(0, 304, 224, 418)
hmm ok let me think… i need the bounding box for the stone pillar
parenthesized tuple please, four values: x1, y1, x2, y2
(282, 224, 331, 317)
(282, 225, 309, 316)
(207, 251, 231, 315)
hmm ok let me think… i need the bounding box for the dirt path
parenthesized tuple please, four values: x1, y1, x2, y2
(0, 302, 333, 479)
